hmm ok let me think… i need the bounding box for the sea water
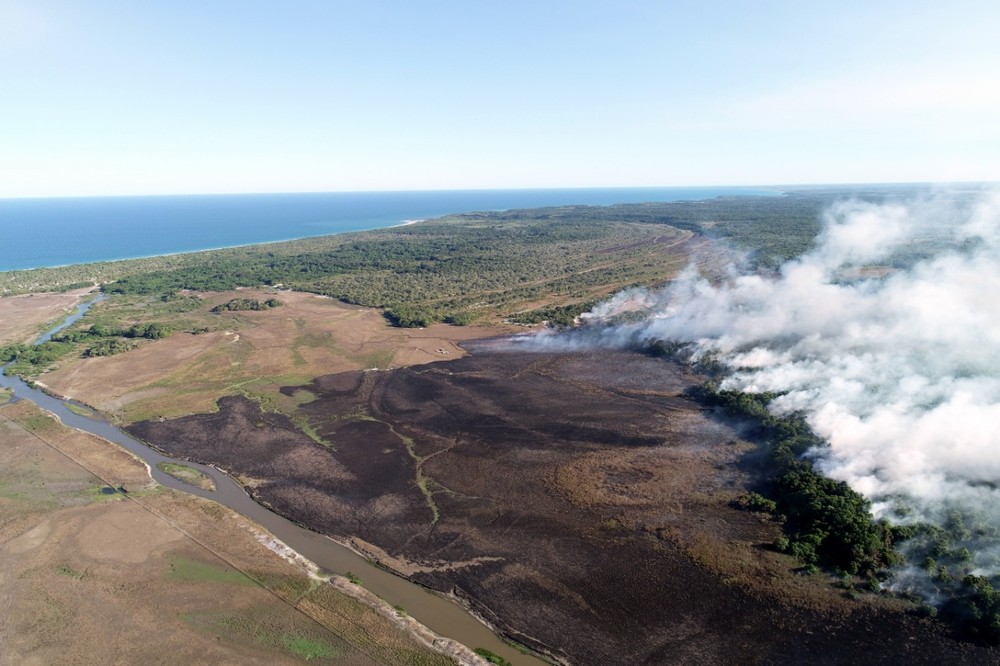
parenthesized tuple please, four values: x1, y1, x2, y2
(0, 187, 779, 271)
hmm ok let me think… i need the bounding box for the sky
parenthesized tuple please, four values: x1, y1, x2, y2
(1, 0, 999, 198)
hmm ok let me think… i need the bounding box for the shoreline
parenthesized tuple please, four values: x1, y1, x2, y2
(0, 185, 786, 273)
(0, 226, 400, 274)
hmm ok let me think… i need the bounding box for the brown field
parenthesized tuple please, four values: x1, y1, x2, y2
(0, 399, 462, 666)
(128, 345, 1000, 665)
(39, 289, 515, 423)
(0, 287, 93, 346)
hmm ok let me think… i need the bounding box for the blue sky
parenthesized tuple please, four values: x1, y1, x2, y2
(1, 1, 998, 197)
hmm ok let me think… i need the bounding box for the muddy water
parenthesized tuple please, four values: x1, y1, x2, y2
(0, 298, 543, 666)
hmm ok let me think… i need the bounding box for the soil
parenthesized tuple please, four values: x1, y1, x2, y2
(127, 344, 1000, 666)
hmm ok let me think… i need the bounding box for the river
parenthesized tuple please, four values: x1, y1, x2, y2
(0, 295, 544, 666)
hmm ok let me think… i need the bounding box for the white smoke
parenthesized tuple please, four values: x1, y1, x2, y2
(523, 188, 1000, 582)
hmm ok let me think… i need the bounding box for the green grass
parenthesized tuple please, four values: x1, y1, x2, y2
(181, 607, 350, 663)
(167, 555, 255, 586)
(0, 481, 25, 501)
(81, 485, 126, 502)
(54, 563, 86, 580)
(279, 634, 340, 661)
(289, 389, 317, 406)
(389, 422, 441, 525)
(20, 413, 59, 433)
(64, 402, 96, 418)
(156, 462, 215, 490)
(351, 348, 394, 370)
(474, 647, 513, 666)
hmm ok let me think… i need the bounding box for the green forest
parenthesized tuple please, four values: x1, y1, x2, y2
(0, 191, 845, 327)
(697, 383, 1000, 643)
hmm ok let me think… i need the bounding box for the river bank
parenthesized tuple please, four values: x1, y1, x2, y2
(127, 344, 1000, 665)
(0, 397, 474, 665)
(0, 291, 540, 665)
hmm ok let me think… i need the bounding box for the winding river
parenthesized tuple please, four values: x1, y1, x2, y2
(0, 295, 543, 666)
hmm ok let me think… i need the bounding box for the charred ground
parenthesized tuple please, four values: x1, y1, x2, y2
(128, 344, 998, 665)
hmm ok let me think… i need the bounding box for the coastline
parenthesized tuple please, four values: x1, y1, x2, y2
(0, 186, 783, 272)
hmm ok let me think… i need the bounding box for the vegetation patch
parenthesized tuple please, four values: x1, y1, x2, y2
(156, 462, 215, 491)
(697, 384, 900, 578)
(279, 634, 339, 660)
(2, 340, 75, 375)
(211, 297, 283, 313)
(697, 382, 1000, 643)
(80, 210, 705, 328)
(84, 338, 140, 357)
(54, 563, 86, 580)
(181, 607, 345, 663)
(166, 555, 255, 586)
(20, 413, 60, 433)
(898, 510, 1000, 643)
(507, 300, 598, 326)
(81, 485, 126, 502)
(64, 402, 97, 418)
(2, 309, 174, 374)
(474, 647, 513, 666)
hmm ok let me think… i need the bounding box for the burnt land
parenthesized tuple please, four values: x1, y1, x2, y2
(129, 344, 999, 665)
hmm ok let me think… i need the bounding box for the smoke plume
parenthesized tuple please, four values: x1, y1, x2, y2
(525, 189, 1000, 589)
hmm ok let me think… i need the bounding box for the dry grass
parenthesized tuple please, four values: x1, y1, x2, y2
(0, 399, 457, 665)
(38, 289, 515, 424)
(0, 287, 93, 346)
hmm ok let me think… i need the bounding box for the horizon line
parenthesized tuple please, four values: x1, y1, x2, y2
(2, 180, 995, 202)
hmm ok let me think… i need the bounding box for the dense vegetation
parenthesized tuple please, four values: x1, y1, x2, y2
(900, 511, 1000, 642)
(2, 186, 955, 330)
(1, 319, 174, 374)
(507, 300, 598, 326)
(697, 385, 901, 579)
(0, 190, 844, 323)
(696, 382, 1000, 642)
(472, 648, 513, 666)
(210, 297, 283, 312)
(94, 216, 697, 326)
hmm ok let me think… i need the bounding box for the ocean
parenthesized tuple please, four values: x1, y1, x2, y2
(0, 187, 779, 272)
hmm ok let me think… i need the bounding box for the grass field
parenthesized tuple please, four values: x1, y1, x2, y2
(33, 288, 514, 424)
(0, 398, 461, 665)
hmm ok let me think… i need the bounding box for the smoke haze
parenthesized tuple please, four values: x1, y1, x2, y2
(525, 189, 1000, 587)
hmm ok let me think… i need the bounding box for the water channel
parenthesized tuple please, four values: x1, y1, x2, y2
(0, 295, 544, 666)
